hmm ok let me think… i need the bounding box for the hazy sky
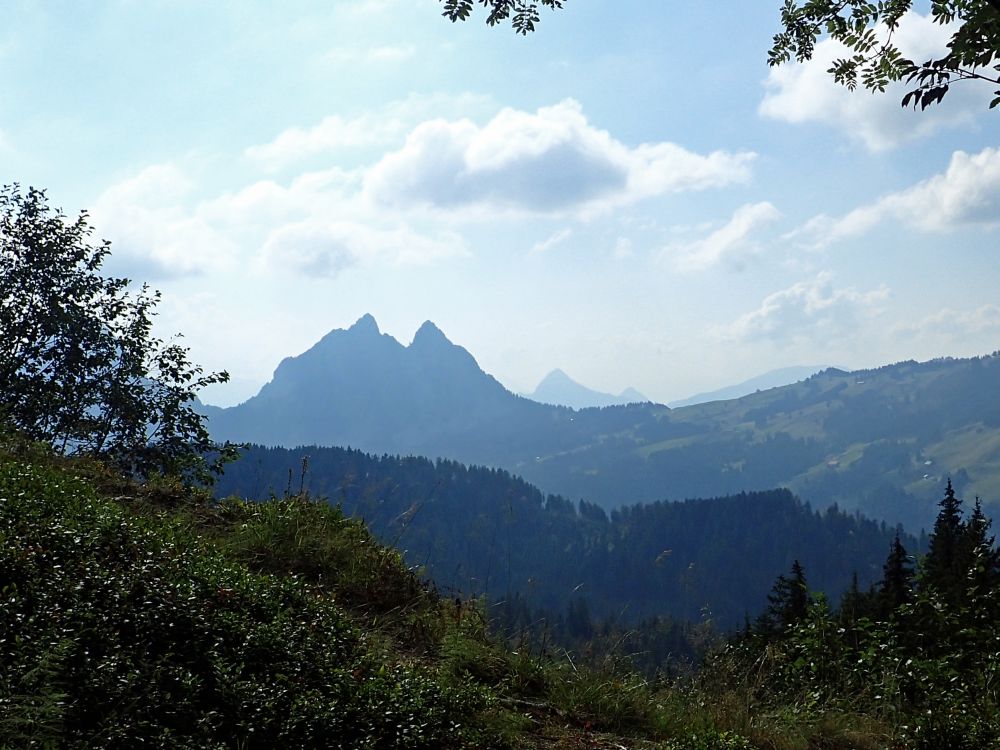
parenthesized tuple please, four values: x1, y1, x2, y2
(3, 0, 998, 405)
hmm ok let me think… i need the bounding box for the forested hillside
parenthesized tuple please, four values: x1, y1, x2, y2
(525, 355, 1000, 531)
(216, 444, 915, 627)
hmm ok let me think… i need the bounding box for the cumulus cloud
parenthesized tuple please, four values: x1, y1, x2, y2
(722, 273, 889, 343)
(760, 11, 987, 150)
(95, 98, 755, 281)
(666, 202, 781, 272)
(364, 99, 755, 216)
(879, 148, 1000, 230)
(259, 221, 466, 278)
(792, 147, 1000, 248)
(91, 164, 239, 279)
(246, 116, 403, 171)
(245, 93, 493, 171)
(93, 159, 463, 281)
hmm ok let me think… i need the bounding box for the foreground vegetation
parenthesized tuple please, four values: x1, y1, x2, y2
(4, 433, 1000, 749)
(0, 436, 726, 749)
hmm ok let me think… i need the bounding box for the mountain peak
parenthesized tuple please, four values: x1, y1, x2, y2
(350, 313, 380, 335)
(539, 368, 572, 384)
(529, 368, 647, 410)
(411, 320, 450, 348)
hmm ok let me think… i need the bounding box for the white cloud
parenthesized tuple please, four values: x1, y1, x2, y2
(91, 164, 239, 279)
(245, 93, 493, 171)
(94, 98, 757, 283)
(531, 227, 572, 254)
(760, 11, 987, 150)
(93, 156, 463, 281)
(246, 116, 403, 170)
(666, 202, 781, 272)
(364, 99, 755, 216)
(722, 273, 889, 343)
(260, 221, 466, 278)
(792, 147, 1000, 248)
(881, 148, 1000, 230)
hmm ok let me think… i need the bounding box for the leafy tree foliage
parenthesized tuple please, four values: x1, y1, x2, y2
(440, 0, 565, 34)
(769, 0, 1000, 110)
(0, 185, 234, 483)
(439, 0, 1000, 110)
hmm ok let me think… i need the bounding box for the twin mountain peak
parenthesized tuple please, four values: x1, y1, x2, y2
(209, 314, 622, 456)
(266, 314, 643, 413)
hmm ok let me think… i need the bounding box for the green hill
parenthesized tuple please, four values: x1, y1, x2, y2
(520, 355, 1000, 531)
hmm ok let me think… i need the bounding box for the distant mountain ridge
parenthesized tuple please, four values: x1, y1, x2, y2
(207, 315, 1000, 531)
(526, 368, 649, 409)
(667, 365, 830, 408)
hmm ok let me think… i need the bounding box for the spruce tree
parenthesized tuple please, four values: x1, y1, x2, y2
(922, 479, 965, 598)
(759, 560, 811, 637)
(879, 534, 914, 616)
(959, 497, 999, 594)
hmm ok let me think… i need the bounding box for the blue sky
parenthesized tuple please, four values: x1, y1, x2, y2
(3, 0, 998, 405)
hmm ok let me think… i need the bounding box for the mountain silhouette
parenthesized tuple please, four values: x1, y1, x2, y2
(208, 314, 551, 457)
(527, 368, 649, 409)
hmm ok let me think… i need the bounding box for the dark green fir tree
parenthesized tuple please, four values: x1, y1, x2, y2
(922, 479, 965, 598)
(758, 560, 810, 638)
(878, 533, 914, 617)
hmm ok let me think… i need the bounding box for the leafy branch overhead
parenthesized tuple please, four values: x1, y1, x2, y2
(769, 0, 1000, 110)
(440, 0, 565, 34)
(440, 0, 1000, 110)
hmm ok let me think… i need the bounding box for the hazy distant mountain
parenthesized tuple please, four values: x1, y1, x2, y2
(208, 314, 548, 455)
(667, 365, 829, 408)
(208, 316, 1000, 531)
(527, 368, 649, 409)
